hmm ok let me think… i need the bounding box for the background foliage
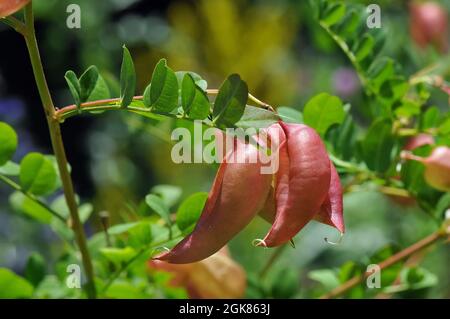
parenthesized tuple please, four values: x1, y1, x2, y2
(0, 0, 449, 299)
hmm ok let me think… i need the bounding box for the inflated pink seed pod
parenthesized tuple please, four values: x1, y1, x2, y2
(257, 122, 331, 247)
(155, 135, 272, 264)
(0, 0, 30, 18)
(314, 161, 344, 233)
(410, 1, 448, 53)
(403, 133, 435, 151)
(402, 146, 450, 192)
(259, 162, 344, 234)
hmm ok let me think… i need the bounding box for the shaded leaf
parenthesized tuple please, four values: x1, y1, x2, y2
(213, 74, 248, 128)
(64, 70, 81, 108)
(361, 118, 395, 172)
(25, 253, 46, 287)
(181, 73, 210, 120)
(120, 46, 136, 108)
(148, 59, 179, 112)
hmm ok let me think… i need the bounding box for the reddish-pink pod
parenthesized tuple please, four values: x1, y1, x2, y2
(410, 1, 449, 53)
(0, 0, 30, 18)
(404, 133, 435, 151)
(156, 136, 272, 264)
(258, 122, 331, 247)
(259, 163, 344, 234)
(402, 146, 450, 192)
(315, 161, 344, 233)
(149, 247, 247, 298)
(422, 146, 450, 192)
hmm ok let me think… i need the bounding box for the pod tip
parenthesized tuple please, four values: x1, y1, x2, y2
(252, 238, 268, 248)
(151, 246, 171, 260)
(324, 232, 344, 246)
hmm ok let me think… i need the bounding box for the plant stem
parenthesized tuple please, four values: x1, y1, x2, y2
(0, 174, 65, 222)
(320, 229, 448, 299)
(101, 248, 148, 294)
(101, 235, 182, 294)
(259, 245, 288, 279)
(206, 89, 275, 111)
(377, 186, 411, 198)
(55, 89, 277, 122)
(1, 16, 27, 35)
(23, 3, 96, 299)
(319, 21, 373, 94)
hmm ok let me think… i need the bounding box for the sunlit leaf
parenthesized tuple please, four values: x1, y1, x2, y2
(9, 192, 53, 224)
(0, 268, 33, 298)
(19, 153, 58, 196)
(0, 122, 18, 166)
(236, 105, 279, 129)
(145, 194, 172, 226)
(176, 192, 208, 234)
(303, 93, 345, 134)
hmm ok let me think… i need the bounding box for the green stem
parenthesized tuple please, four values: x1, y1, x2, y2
(0, 174, 65, 222)
(54, 88, 276, 123)
(23, 3, 96, 299)
(101, 236, 182, 294)
(319, 21, 374, 95)
(101, 248, 148, 294)
(259, 245, 288, 279)
(1, 16, 27, 35)
(320, 228, 448, 299)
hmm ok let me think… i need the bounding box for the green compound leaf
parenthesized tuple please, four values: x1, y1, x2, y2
(0, 122, 18, 166)
(176, 192, 208, 235)
(79, 66, 99, 102)
(145, 193, 172, 227)
(120, 45, 136, 108)
(303, 93, 345, 135)
(181, 73, 210, 120)
(19, 153, 58, 196)
(0, 268, 33, 298)
(213, 74, 248, 128)
(64, 70, 81, 109)
(360, 118, 395, 173)
(147, 59, 179, 112)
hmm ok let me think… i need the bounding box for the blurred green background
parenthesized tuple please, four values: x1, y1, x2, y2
(0, 0, 449, 298)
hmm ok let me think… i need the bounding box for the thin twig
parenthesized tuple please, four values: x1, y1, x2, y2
(318, 21, 373, 94)
(1, 16, 27, 35)
(0, 174, 66, 222)
(101, 235, 182, 294)
(55, 89, 277, 122)
(320, 229, 448, 299)
(23, 2, 96, 298)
